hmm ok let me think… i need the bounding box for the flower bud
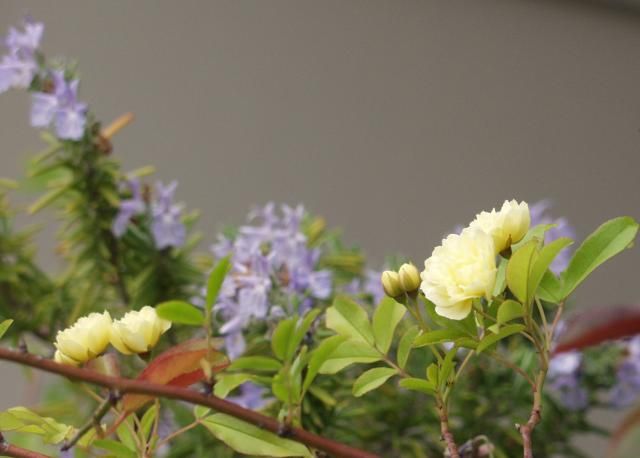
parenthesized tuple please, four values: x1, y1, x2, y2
(381, 271, 403, 298)
(54, 311, 112, 365)
(110, 306, 171, 355)
(398, 263, 421, 292)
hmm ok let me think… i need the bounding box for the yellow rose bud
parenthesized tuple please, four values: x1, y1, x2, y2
(381, 271, 403, 298)
(468, 199, 530, 253)
(54, 311, 112, 365)
(398, 263, 420, 292)
(110, 306, 172, 355)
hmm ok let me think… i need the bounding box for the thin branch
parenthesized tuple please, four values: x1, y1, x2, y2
(435, 396, 460, 458)
(0, 432, 50, 458)
(61, 390, 120, 451)
(518, 371, 545, 458)
(0, 347, 378, 458)
(487, 351, 535, 389)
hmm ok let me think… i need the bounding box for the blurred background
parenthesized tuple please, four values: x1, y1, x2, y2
(0, 1, 638, 456)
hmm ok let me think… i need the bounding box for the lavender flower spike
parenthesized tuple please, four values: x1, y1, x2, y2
(112, 178, 146, 237)
(151, 181, 186, 249)
(0, 18, 43, 93)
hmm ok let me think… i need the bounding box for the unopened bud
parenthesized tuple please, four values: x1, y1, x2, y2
(381, 271, 403, 298)
(398, 263, 421, 292)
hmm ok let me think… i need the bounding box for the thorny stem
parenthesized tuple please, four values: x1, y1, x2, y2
(0, 347, 379, 458)
(436, 396, 460, 458)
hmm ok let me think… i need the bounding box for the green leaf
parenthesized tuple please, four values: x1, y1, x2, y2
(206, 256, 232, 313)
(326, 296, 374, 345)
(214, 374, 255, 398)
(203, 414, 313, 457)
(193, 405, 211, 419)
(116, 416, 138, 451)
(318, 340, 381, 374)
(155, 301, 204, 326)
(426, 363, 439, 385)
(454, 337, 479, 349)
(398, 378, 437, 395)
(303, 335, 348, 392)
(228, 356, 283, 373)
(287, 309, 322, 361)
(439, 347, 457, 389)
(0, 319, 13, 339)
(497, 300, 524, 324)
(272, 317, 296, 361)
(397, 325, 420, 369)
(512, 224, 556, 250)
(506, 239, 539, 305)
(562, 217, 639, 299)
(93, 439, 137, 458)
(528, 237, 573, 303)
(372, 297, 406, 354)
(413, 329, 467, 348)
(352, 367, 397, 397)
(537, 270, 563, 303)
(476, 324, 526, 353)
(492, 257, 508, 296)
(138, 404, 159, 441)
(27, 186, 68, 214)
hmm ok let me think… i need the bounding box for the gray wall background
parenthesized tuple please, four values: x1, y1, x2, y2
(1, 0, 639, 455)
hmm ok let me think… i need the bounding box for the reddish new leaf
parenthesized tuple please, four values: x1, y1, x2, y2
(553, 304, 640, 355)
(123, 338, 229, 411)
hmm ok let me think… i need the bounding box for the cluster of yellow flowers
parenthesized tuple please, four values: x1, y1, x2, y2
(420, 199, 530, 320)
(53, 306, 172, 366)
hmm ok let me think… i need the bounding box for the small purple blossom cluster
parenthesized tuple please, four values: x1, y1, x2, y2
(343, 268, 385, 305)
(547, 350, 588, 410)
(609, 336, 640, 407)
(211, 203, 333, 360)
(1, 18, 88, 140)
(0, 18, 42, 93)
(112, 179, 186, 250)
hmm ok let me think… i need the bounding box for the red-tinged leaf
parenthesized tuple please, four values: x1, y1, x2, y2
(608, 404, 640, 458)
(123, 338, 229, 411)
(553, 304, 640, 355)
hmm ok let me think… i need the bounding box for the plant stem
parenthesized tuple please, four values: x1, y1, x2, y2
(488, 351, 535, 389)
(0, 432, 51, 458)
(61, 390, 120, 451)
(519, 370, 545, 458)
(155, 419, 201, 449)
(435, 396, 460, 458)
(0, 347, 379, 458)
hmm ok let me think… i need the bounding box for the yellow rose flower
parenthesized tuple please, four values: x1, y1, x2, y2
(54, 311, 112, 365)
(110, 306, 171, 355)
(420, 229, 496, 320)
(468, 199, 530, 253)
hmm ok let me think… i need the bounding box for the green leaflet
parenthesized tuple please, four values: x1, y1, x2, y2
(325, 296, 374, 345)
(372, 297, 406, 354)
(352, 367, 398, 397)
(202, 414, 313, 457)
(561, 217, 639, 299)
(155, 300, 204, 325)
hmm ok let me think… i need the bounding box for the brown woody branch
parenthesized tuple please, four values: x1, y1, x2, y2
(0, 347, 378, 458)
(0, 432, 50, 458)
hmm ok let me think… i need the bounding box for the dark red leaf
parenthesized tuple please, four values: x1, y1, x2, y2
(553, 304, 640, 355)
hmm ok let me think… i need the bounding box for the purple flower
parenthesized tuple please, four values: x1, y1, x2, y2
(211, 203, 333, 358)
(227, 382, 271, 410)
(112, 178, 146, 237)
(30, 70, 88, 140)
(151, 181, 186, 249)
(0, 18, 43, 93)
(529, 200, 576, 274)
(547, 351, 588, 410)
(610, 336, 640, 407)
